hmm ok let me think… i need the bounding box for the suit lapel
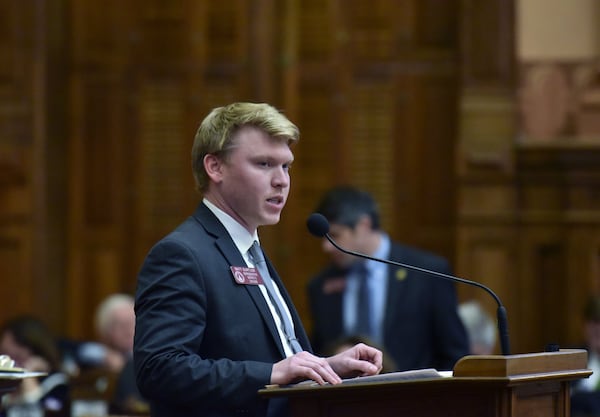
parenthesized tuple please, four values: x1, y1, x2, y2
(193, 203, 290, 357)
(321, 275, 346, 336)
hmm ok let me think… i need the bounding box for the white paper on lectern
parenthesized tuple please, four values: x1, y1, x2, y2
(275, 367, 445, 389)
(339, 368, 443, 385)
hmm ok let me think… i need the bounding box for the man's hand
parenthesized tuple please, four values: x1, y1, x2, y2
(326, 343, 383, 378)
(103, 347, 126, 372)
(23, 355, 51, 373)
(271, 351, 342, 386)
(270, 343, 383, 386)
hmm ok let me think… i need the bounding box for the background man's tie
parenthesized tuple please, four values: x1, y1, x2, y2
(248, 241, 303, 353)
(353, 263, 373, 339)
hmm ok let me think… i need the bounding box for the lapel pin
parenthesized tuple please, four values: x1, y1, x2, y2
(396, 268, 407, 281)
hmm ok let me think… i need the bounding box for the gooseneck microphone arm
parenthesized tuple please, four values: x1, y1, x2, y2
(306, 213, 511, 355)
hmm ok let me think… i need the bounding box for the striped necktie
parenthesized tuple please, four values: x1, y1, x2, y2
(248, 241, 303, 354)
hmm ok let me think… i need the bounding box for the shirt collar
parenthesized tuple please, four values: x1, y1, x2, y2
(366, 233, 391, 272)
(203, 198, 258, 256)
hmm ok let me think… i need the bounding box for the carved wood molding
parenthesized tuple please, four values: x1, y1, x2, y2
(518, 59, 600, 142)
(516, 143, 600, 216)
(0, 149, 26, 186)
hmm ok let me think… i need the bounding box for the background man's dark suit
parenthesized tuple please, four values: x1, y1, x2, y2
(308, 242, 468, 372)
(134, 203, 311, 417)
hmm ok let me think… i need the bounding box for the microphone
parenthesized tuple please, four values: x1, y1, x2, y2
(306, 212, 511, 355)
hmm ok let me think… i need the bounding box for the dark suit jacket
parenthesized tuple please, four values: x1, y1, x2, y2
(571, 391, 600, 417)
(307, 241, 468, 372)
(113, 355, 147, 414)
(134, 203, 311, 417)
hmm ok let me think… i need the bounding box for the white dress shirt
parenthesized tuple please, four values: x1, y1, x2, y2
(343, 233, 391, 346)
(203, 198, 296, 358)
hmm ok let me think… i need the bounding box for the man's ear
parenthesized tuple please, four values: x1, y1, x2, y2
(204, 154, 224, 183)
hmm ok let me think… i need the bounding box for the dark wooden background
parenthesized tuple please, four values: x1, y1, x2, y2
(1, 0, 599, 356)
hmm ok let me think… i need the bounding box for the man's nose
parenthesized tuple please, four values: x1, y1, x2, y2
(321, 238, 335, 253)
(272, 167, 289, 187)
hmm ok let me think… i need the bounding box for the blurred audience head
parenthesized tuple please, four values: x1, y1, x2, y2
(314, 185, 382, 269)
(0, 315, 62, 372)
(95, 293, 135, 355)
(458, 300, 497, 355)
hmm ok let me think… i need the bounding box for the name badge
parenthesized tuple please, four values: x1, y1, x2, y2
(230, 266, 264, 285)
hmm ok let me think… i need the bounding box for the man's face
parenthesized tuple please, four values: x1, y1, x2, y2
(206, 126, 293, 233)
(0, 331, 31, 367)
(321, 222, 367, 269)
(105, 305, 135, 354)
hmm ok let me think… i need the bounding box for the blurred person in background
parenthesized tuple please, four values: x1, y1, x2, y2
(93, 293, 147, 414)
(60, 293, 135, 375)
(0, 315, 70, 417)
(58, 294, 144, 414)
(93, 293, 135, 372)
(307, 185, 469, 372)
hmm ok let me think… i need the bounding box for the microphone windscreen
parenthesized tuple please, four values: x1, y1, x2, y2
(306, 213, 330, 237)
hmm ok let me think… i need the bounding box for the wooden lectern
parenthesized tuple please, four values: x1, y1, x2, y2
(259, 349, 592, 417)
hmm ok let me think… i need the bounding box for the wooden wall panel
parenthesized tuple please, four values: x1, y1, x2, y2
(460, 0, 515, 88)
(348, 78, 396, 230)
(3, 0, 461, 343)
(456, 227, 516, 349)
(0, 0, 68, 331)
(459, 135, 600, 354)
(391, 74, 458, 257)
(2, 0, 597, 360)
(516, 229, 567, 353)
(514, 145, 600, 352)
(68, 0, 141, 336)
(0, 231, 33, 315)
(67, 0, 258, 338)
(457, 0, 521, 352)
(136, 80, 187, 236)
(567, 228, 600, 342)
(67, 74, 130, 336)
(0, 1, 35, 324)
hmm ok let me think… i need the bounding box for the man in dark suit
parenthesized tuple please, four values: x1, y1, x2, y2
(307, 186, 468, 372)
(133, 103, 383, 417)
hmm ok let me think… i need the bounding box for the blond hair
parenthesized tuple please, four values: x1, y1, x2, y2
(191, 102, 299, 193)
